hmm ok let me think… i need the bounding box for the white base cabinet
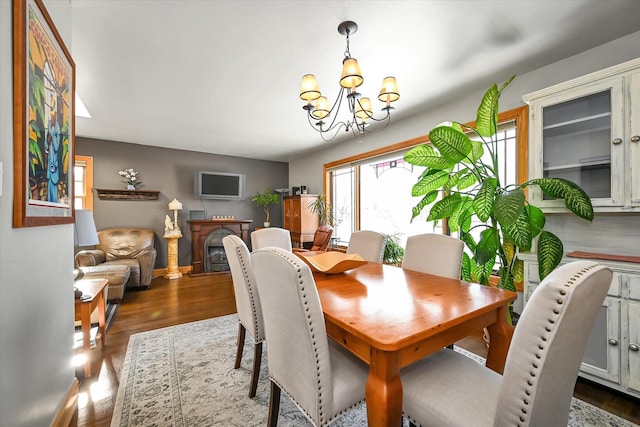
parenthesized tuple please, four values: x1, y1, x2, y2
(522, 254, 640, 399)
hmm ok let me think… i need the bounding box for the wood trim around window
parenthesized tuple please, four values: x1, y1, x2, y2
(75, 155, 94, 210)
(323, 105, 529, 196)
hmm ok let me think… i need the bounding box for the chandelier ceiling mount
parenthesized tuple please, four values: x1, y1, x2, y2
(299, 20, 400, 142)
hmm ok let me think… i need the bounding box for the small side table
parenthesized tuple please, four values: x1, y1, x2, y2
(74, 278, 108, 377)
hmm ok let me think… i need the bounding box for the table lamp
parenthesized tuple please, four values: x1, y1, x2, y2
(168, 198, 183, 232)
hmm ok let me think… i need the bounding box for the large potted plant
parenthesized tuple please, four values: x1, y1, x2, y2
(404, 76, 594, 294)
(252, 189, 280, 227)
(307, 194, 336, 226)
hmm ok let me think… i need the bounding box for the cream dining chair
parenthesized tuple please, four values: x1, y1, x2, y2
(252, 247, 369, 427)
(250, 227, 292, 252)
(222, 235, 265, 398)
(401, 260, 613, 427)
(402, 233, 464, 279)
(346, 230, 386, 263)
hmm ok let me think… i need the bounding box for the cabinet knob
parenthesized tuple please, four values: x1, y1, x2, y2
(608, 338, 619, 346)
(631, 135, 640, 143)
(612, 138, 623, 145)
(630, 344, 640, 352)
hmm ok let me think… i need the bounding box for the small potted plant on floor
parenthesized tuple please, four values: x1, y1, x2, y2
(252, 189, 280, 227)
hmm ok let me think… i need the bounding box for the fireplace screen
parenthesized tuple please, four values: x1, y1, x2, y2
(204, 228, 236, 272)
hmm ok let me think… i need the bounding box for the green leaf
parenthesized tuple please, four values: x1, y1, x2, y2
(474, 177, 497, 222)
(537, 231, 564, 280)
(529, 177, 571, 198)
(513, 257, 524, 284)
(493, 188, 525, 226)
(475, 227, 500, 265)
(411, 170, 450, 196)
(528, 178, 594, 221)
(460, 232, 477, 252)
(404, 144, 437, 167)
(525, 205, 546, 237)
(444, 168, 469, 193)
(563, 181, 594, 221)
(469, 140, 485, 164)
(427, 193, 462, 221)
(503, 240, 516, 265)
(461, 253, 472, 282)
(497, 266, 516, 292)
(456, 172, 478, 190)
(476, 84, 500, 137)
(411, 191, 439, 221)
(429, 126, 473, 163)
(449, 196, 474, 233)
(502, 210, 533, 251)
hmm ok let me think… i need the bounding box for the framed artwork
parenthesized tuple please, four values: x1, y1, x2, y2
(12, 0, 75, 227)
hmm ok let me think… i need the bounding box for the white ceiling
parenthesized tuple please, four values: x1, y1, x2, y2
(70, 0, 640, 162)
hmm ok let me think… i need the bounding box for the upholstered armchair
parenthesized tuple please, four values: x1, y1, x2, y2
(76, 228, 157, 291)
(292, 225, 333, 253)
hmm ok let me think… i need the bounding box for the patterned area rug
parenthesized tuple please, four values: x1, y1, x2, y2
(111, 314, 639, 427)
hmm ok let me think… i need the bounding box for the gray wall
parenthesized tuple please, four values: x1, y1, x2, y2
(289, 31, 640, 257)
(76, 138, 288, 268)
(0, 2, 76, 426)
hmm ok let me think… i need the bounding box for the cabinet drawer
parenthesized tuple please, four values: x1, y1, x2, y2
(527, 263, 621, 296)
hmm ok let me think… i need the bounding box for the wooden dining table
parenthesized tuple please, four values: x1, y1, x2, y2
(312, 262, 517, 427)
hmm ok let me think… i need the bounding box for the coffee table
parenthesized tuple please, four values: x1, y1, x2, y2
(74, 278, 109, 377)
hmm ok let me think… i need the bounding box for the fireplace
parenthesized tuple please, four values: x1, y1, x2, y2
(189, 220, 252, 275)
(204, 228, 236, 272)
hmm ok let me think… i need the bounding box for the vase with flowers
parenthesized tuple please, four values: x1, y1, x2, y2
(119, 168, 142, 190)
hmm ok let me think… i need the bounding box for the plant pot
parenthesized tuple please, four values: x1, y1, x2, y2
(127, 184, 136, 190)
(263, 222, 270, 228)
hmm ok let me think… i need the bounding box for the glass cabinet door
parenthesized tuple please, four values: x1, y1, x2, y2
(530, 77, 625, 208)
(542, 79, 623, 209)
(542, 90, 612, 199)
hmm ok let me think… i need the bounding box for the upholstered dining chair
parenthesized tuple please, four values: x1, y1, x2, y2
(402, 233, 464, 279)
(401, 260, 613, 427)
(222, 235, 265, 398)
(293, 224, 334, 253)
(252, 247, 369, 427)
(250, 227, 292, 252)
(346, 230, 386, 263)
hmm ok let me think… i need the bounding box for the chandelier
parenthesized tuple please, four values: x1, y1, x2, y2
(299, 21, 400, 141)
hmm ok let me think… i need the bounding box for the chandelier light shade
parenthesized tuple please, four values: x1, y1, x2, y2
(299, 20, 399, 141)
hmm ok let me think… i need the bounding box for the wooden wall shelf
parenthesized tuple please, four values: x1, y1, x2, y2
(95, 188, 160, 200)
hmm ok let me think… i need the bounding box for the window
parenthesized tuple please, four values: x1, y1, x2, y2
(74, 155, 94, 210)
(325, 107, 528, 246)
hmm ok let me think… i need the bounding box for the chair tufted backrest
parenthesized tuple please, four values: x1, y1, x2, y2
(495, 260, 612, 426)
(250, 227, 292, 252)
(252, 247, 334, 425)
(222, 235, 264, 343)
(346, 230, 386, 263)
(402, 233, 464, 279)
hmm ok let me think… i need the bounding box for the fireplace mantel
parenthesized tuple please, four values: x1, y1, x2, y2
(189, 220, 252, 275)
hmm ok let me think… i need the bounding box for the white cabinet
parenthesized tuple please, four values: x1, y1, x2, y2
(523, 58, 640, 212)
(628, 276, 640, 393)
(522, 255, 640, 399)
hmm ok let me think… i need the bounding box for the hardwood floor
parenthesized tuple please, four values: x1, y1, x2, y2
(77, 273, 640, 426)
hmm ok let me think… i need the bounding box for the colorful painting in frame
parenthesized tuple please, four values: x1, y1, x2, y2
(13, 0, 75, 227)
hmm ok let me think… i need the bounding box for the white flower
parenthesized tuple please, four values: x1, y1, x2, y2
(119, 168, 142, 187)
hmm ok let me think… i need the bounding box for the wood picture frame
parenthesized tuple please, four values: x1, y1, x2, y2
(12, 0, 75, 227)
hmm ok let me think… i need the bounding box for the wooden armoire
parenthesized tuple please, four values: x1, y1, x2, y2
(283, 194, 319, 248)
